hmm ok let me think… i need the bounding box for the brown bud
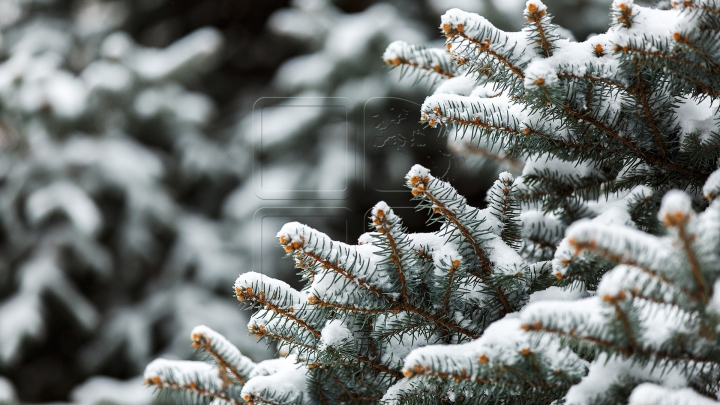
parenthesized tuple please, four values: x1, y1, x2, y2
(673, 32, 686, 42)
(594, 44, 604, 57)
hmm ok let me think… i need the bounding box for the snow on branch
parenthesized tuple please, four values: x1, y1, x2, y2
(276, 222, 394, 309)
(486, 171, 522, 250)
(523, 0, 562, 58)
(144, 359, 241, 405)
(441, 8, 534, 90)
(629, 384, 720, 405)
(705, 168, 720, 202)
(520, 210, 565, 261)
(235, 272, 322, 352)
(658, 190, 712, 304)
(383, 40, 460, 85)
(389, 317, 585, 404)
(403, 0, 718, 197)
(406, 165, 528, 315)
(552, 215, 678, 284)
(240, 357, 310, 405)
(190, 325, 256, 385)
(142, 1, 720, 403)
(369, 201, 421, 303)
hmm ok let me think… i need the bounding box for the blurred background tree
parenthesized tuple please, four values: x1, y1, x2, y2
(0, 0, 611, 403)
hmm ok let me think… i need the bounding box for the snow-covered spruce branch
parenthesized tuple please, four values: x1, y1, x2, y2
(145, 164, 556, 405)
(144, 326, 256, 404)
(191, 326, 256, 385)
(145, 359, 243, 405)
(390, 172, 720, 405)
(486, 172, 522, 250)
(405, 165, 529, 315)
(390, 317, 586, 404)
(401, 0, 719, 202)
(383, 41, 459, 85)
(144, 173, 720, 405)
(144, 1, 720, 404)
(519, 186, 720, 405)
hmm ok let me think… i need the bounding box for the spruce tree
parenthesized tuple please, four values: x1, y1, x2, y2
(145, 0, 720, 404)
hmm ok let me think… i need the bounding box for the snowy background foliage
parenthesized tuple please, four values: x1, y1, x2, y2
(0, 0, 611, 403)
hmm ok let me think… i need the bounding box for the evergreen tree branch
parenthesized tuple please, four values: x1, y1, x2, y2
(558, 104, 706, 181)
(327, 373, 381, 402)
(449, 32, 526, 79)
(309, 298, 390, 314)
(249, 325, 316, 351)
(145, 359, 241, 405)
(302, 250, 392, 302)
(525, 321, 720, 368)
(191, 326, 255, 385)
(401, 305, 480, 339)
(604, 293, 638, 351)
(353, 354, 404, 379)
(384, 41, 457, 80)
(411, 180, 512, 314)
(487, 172, 522, 250)
(371, 204, 409, 302)
(659, 192, 710, 303)
(631, 67, 668, 159)
(525, 2, 553, 57)
(235, 284, 322, 339)
(556, 72, 629, 93)
(559, 232, 697, 301)
(149, 379, 241, 405)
